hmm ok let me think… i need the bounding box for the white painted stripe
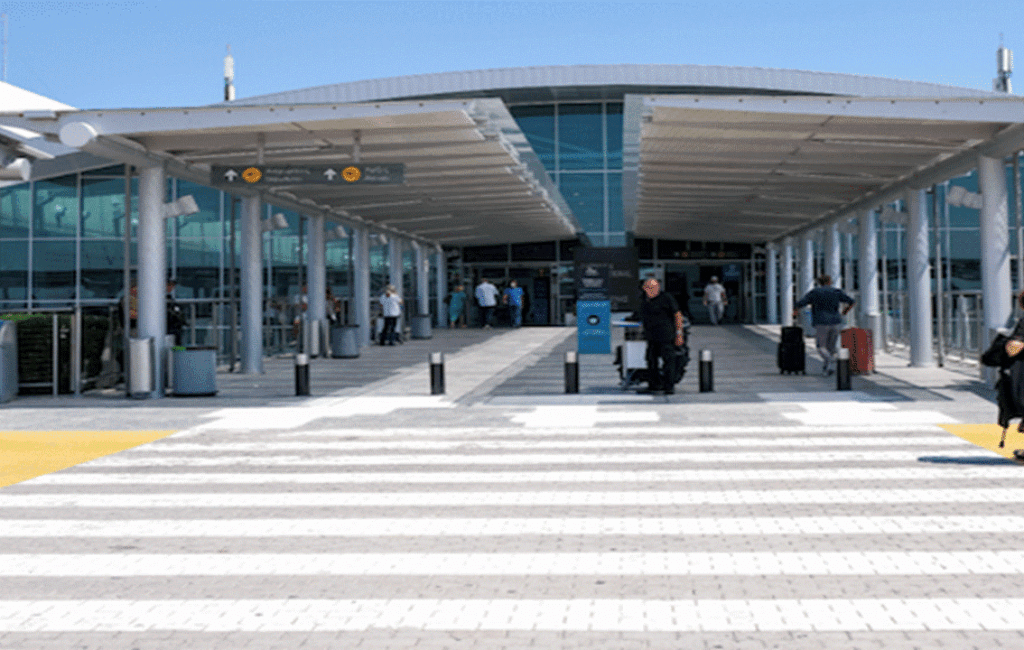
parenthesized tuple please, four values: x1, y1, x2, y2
(5, 516, 1024, 537)
(4, 551, 1024, 577)
(3, 488, 1022, 509)
(271, 424, 947, 438)
(141, 435, 966, 453)
(82, 449, 988, 467)
(28, 466, 1024, 486)
(0, 598, 1020, 632)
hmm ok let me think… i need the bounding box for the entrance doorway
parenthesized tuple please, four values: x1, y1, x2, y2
(663, 262, 747, 324)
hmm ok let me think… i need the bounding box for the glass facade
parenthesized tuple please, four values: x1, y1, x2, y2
(511, 101, 624, 246)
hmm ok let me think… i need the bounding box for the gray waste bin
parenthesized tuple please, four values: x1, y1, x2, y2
(171, 346, 217, 396)
(129, 337, 154, 398)
(330, 325, 360, 358)
(0, 320, 17, 403)
(411, 314, 432, 340)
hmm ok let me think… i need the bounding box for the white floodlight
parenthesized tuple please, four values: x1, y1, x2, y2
(879, 206, 908, 225)
(163, 195, 200, 219)
(0, 157, 31, 181)
(325, 225, 348, 241)
(946, 185, 984, 210)
(262, 212, 289, 232)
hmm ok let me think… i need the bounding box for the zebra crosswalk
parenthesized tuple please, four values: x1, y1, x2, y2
(2, 412, 1024, 648)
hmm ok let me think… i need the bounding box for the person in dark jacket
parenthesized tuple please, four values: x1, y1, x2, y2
(638, 278, 685, 394)
(793, 274, 855, 375)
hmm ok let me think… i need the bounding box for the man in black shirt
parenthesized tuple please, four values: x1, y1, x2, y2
(639, 278, 685, 394)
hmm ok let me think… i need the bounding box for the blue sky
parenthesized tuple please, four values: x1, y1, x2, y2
(2, 0, 1021, 109)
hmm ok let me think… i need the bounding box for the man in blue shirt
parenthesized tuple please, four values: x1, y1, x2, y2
(503, 280, 525, 328)
(793, 274, 855, 375)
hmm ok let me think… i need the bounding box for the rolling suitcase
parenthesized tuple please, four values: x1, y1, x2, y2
(778, 326, 806, 374)
(840, 327, 874, 374)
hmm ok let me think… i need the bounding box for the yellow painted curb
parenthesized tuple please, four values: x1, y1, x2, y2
(937, 423, 1024, 461)
(0, 430, 175, 487)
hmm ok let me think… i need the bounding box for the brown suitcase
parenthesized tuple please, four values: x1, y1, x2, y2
(841, 327, 874, 374)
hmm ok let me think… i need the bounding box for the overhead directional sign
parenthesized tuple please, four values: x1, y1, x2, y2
(212, 164, 404, 187)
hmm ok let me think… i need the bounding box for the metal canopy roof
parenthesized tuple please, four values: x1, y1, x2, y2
(0, 98, 577, 247)
(624, 94, 1024, 244)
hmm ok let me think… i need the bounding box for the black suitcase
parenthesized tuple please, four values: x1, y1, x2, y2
(778, 326, 806, 374)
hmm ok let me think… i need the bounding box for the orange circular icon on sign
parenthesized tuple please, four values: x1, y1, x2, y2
(242, 167, 262, 183)
(342, 166, 362, 182)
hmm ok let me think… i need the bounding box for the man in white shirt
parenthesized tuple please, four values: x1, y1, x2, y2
(702, 276, 728, 325)
(475, 278, 500, 328)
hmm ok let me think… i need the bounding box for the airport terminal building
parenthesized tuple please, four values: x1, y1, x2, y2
(0, 64, 1021, 395)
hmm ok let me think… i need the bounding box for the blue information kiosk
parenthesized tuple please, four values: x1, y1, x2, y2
(577, 300, 611, 354)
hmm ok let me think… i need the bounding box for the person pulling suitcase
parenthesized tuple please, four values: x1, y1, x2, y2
(792, 274, 855, 375)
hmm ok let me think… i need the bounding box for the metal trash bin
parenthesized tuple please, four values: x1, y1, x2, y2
(171, 346, 217, 396)
(129, 337, 154, 398)
(330, 325, 360, 358)
(411, 314, 432, 340)
(0, 320, 17, 403)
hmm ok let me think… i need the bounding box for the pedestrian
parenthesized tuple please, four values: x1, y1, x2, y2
(793, 274, 855, 375)
(166, 279, 185, 345)
(447, 284, 467, 328)
(475, 278, 499, 328)
(702, 275, 728, 325)
(503, 280, 525, 328)
(379, 284, 403, 345)
(638, 278, 685, 395)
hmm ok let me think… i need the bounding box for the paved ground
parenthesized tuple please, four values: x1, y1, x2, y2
(1, 323, 1022, 649)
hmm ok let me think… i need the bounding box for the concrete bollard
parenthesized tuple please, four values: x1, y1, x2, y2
(699, 349, 713, 393)
(294, 353, 310, 396)
(564, 350, 579, 394)
(430, 352, 445, 395)
(836, 347, 851, 391)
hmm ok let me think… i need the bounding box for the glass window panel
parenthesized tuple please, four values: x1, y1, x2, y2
(80, 240, 123, 299)
(173, 181, 223, 238)
(0, 183, 30, 238)
(558, 104, 604, 170)
(606, 102, 623, 169)
(510, 105, 555, 171)
(511, 241, 556, 261)
(82, 165, 126, 177)
(34, 176, 78, 238)
(81, 178, 135, 239)
(32, 240, 76, 300)
(0, 241, 28, 301)
(607, 172, 623, 233)
(559, 173, 605, 233)
(176, 238, 224, 272)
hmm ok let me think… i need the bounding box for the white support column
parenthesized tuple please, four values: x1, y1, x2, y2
(434, 246, 446, 328)
(239, 196, 263, 374)
(799, 233, 815, 333)
(352, 225, 371, 347)
(137, 164, 167, 398)
(826, 223, 841, 288)
(766, 244, 779, 324)
(858, 208, 881, 346)
(843, 232, 856, 295)
(306, 213, 326, 356)
(414, 243, 429, 316)
(906, 189, 934, 367)
(781, 238, 795, 327)
(979, 155, 1012, 334)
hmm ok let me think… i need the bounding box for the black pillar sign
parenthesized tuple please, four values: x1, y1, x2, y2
(573, 247, 640, 312)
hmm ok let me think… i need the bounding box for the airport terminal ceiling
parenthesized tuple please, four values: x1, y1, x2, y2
(2, 64, 1022, 250)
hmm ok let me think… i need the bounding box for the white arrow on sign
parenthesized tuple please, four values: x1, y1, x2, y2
(224, 169, 239, 182)
(323, 168, 338, 181)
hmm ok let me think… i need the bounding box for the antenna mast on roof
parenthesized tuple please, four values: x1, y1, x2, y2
(224, 44, 235, 101)
(995, 34, 1013, 93)
(2, 14, 8, 82)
